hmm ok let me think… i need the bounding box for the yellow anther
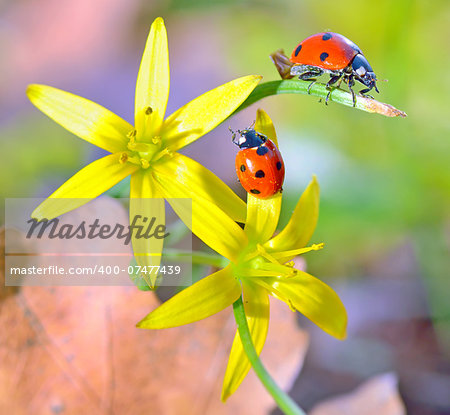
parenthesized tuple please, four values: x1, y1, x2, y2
(287, 299, 296, 312)
(271, 242, 325, 260)
(127, 129, 137, 139)
(140, 159, 150, 169)
(145, 106, 153, 115)
(285, 260, 295, 268)
(152, 136, 161, 145)
(286, 268, 298, 278)
(119, 152, 128, 164)
(153, 147, 174, 162)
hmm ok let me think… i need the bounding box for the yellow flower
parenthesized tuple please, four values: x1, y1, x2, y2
(137, 109, 347, 400)
(26, 17, 261, 287)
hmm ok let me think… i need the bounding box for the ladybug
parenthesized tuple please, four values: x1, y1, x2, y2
(231, 128, 285, 199)
(290, 32, 379, 105)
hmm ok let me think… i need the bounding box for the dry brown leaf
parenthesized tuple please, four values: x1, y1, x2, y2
(0, 197, 308, 415)
(309, 373, 406, 415)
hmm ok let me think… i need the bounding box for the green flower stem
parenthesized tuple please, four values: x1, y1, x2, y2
(234, 80, 407, 118)
(233, 296, 306, 415)
(163, 248, 228, 268)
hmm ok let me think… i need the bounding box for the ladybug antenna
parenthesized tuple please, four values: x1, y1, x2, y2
(249, 120, 256, 129)
(229, 127, 237, 144)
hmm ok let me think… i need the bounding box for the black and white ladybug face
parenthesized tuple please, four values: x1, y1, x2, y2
(351, 53, 378, 91)
(235, 129, 267, 149)
(351, 54, 373, 77)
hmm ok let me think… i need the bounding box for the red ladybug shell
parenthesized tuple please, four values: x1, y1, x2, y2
(236, 140, 285, 199)
(290, 32, 361, 70)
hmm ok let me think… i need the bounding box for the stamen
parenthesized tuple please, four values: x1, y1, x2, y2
(127, 129, 137, 139)
(151, 136, 161, 145)
(259, 262, 298, 277)
(145, 106, 153, 115)
(242, 243, 277, 263)
(140, 159, 150, 169)
(152, 148, 174, 162)
(256, 244, 280, 264)
(121, 153, 142, 166)
(287, 299, 296, 312)
(271, 242, 324, 260)
(119, 152, 128, 164)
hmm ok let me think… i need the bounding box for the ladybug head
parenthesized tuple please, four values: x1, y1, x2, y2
(230, 128, 267, 149)
(351, 54, 379, 93)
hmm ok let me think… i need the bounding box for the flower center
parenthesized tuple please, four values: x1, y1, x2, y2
(232, 243, 295, 279)
(232, 242, 324, 279)
(119, 124, 172, 170)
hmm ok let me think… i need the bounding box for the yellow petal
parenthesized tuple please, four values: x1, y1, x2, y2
(32, 153, 138, 220)
(265, 271, 347, 339)
(221, 281, 270, 401)
(26, 84, 131, 153)
(130, 168, 164, 199)
(135, 17, 169, 139)
(152, 155, 248, 262)
(130, 170, 165, 289)
(161, 75, 262, 152)
(265, 176, 319, 260)
(154, 152, 246, 222)
(254, 108, 278, 147)
(156, 188, 246, 262)
(245, 190, 282, 244)
(137, 266, 241, 328)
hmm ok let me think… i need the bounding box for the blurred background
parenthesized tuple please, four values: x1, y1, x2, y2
(1, 0, 449, 413)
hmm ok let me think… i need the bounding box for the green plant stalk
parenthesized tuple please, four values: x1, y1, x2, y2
(233, 296, 306, 415)
(234, 80, 407, 118)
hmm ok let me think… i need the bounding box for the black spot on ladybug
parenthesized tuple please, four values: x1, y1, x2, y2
(256, 146, 269, 156)
(240, 164, 246, 172)
(320, 52, 329, 62)
(250, 189, 261, 194)
(295, 44, 302, 56)
(276, 161, 282, 170)
(255, 170, 265, 178)
(322, 33, 332, 41)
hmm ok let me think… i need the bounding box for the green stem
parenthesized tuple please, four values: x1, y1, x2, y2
(232, 296, 306, 415)
(234, 80, 406, 118)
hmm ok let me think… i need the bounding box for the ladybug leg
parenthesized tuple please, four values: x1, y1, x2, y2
(326, 75, 343, 89)
(307, 80, 316, 94)
(297, 69, 324, 94)
(325, 74, 344, 105)
(359, 87, 374, 99)
(347, 76, 357, 107)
